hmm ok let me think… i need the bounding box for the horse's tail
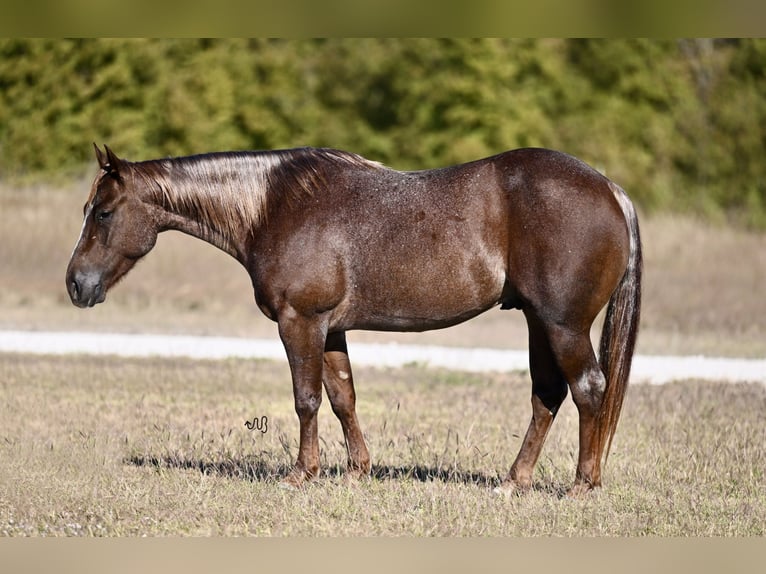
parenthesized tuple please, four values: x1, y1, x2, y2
(597, 182, 642, 466)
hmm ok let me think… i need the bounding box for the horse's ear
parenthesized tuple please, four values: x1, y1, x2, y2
(94, 143, 107, 170)
(98, 144, 123, 178)
(104, 145, 121, 168)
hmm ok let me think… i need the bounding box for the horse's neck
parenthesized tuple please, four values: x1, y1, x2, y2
(157, 194, 250, 263)
(144, 156, 273, 263)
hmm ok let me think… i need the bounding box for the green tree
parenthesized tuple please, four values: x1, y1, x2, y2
(1, 38, 765, 227)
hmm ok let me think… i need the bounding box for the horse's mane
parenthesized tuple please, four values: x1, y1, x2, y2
(133, 147, 383, 240)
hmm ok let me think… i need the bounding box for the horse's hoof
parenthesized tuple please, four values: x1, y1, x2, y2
(279, 469, 312, 490)
(565, 482, 599, 499)
(343, 464, 371, 481)
(492, 481, 529, 498)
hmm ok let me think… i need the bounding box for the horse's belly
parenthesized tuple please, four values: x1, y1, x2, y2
(336, 252, 507, 332)
(347, 304, 495, 333)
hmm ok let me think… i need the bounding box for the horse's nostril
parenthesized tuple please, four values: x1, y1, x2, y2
(71, 279, 80, 300)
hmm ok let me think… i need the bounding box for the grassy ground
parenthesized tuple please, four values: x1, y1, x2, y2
(1, 353, 764, 536)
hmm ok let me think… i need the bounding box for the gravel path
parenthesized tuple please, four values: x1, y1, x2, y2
(1, 330, 764, 385)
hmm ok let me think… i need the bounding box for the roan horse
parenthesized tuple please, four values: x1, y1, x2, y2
(66, 144, 641, 496)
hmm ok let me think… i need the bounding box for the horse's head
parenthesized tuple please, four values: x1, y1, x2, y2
(66, 145, 160, 308)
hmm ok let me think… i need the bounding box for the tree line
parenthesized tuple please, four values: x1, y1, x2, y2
(1, 38, 764, 227)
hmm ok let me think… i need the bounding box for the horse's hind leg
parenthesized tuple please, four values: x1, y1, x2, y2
(496, 312, 568, 495)
(322, 332, 371, 479)
(545, 323, 607, 496)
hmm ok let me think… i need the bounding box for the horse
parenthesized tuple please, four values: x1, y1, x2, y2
(66, 144, 641, 496)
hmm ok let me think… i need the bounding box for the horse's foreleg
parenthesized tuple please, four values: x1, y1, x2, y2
(497, 313, 568, 495)
(278, 312, 326, 489)
(322, 331, 371, 479)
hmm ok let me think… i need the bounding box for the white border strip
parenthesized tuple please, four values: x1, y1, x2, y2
(0, 330, 764, 385)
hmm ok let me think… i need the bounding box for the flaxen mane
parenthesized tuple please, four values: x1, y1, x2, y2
(132, 147, 383, 240)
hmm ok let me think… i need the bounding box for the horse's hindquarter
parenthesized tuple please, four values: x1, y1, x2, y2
(500, 149, 631, 328)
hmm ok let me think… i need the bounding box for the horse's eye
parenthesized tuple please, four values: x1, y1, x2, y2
(96, 210, 112, 222)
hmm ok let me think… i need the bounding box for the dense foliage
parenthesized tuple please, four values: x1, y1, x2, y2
(1, 38, 764, 226)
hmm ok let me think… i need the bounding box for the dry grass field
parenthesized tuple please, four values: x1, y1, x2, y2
(1, 353, 764, 536)
(0, 181, 765, 537)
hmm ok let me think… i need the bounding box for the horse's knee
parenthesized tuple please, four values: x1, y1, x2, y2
(294, 391, 322, 420)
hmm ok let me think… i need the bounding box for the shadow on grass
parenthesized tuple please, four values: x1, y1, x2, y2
(126, 453, 568, 495)
(125, 454, 291, 482)
(127, 453, 502, 487)
(371, 467, 572, 497)
(370, 464, 500, 487)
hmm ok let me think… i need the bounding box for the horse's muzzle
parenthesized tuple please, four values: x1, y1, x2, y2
(67, 270, 106, 308)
